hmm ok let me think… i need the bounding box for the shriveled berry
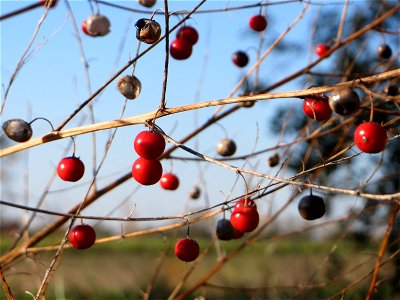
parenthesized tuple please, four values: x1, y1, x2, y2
(2, 119, 33, 142)
(138, 0, 157, 7)
(84, 15, 110, 37)
(189, 186, 201, 199)
(268, 153, 280, 167)
(117, 75, 142, 99)
(216, 139, 236, 157)
(135, 18, 161, 44)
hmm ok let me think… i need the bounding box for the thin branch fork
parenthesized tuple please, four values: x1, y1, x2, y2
(1, 67, 399, 158)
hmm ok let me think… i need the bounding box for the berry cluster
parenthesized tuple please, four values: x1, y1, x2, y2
(132, 130, 165, 185)
(170, 26, 199, 60)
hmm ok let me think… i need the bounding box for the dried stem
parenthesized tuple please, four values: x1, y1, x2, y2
(2, 67, 399, 158)
(365, 203, 400, 300)
(0, 264, 15, 300)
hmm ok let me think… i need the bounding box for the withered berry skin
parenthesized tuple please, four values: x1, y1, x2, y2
(216, 139, 236, 157)
(117, 75, 142, 99)
(328, 88, 360, 115)
(189, 186, 201, 199)
(138, 0, 157, 8)
(85, 15, 110, 37)
(135, 18, 161, 44)
(2, 119, 33, 142)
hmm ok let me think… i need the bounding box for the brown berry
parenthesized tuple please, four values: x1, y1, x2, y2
(117, 75, 142, 100)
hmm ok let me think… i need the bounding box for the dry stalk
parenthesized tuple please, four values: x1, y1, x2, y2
(365, 203, 400, 300)
(1, 67, 399, 158)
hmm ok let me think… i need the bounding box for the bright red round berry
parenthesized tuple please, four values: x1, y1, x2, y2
(132, 157, 163, 185)
(68, 224, 96, 249)
(57, 156, 85, 182)
(170, 38, 193, 60)
(354, 122, 387, 154)
(134, 131, 165, 159)
(230, 206, 259, 233)
(315, 44, 329, 57)
(175, 237, 200, 262)
(160, 173, 180, 190)
(303, 97, 333, 121)
(176, 26, 198, 45)
(249, 15, 267, 32)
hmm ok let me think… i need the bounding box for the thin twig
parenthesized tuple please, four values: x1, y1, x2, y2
(0, 264, 15, 300)
(365, 203, 400, 300)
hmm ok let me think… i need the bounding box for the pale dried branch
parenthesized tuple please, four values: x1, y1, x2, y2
(1, 67, 398, 158)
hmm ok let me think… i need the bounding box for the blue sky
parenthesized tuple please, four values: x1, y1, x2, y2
(1, 1, 362, 232)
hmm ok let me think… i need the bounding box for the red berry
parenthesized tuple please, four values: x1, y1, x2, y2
(160, 173, 180, 190)
(315, 44, 329, 57)
(170, 38, 193, 60)
(232, 51, 249, 68)
(81, 20, 90, 35)
(230, 206, 259, 233)
(303, 97, 332, 121)
(134, 131, 165, 159)
(57, 156, 85, 182)
(176, 26, 198, 45)
(68, 224, 96, 249)
(233, 198, 257, 211)
(249, 15, 267, 32)
(132, 157, 163, 185)
(354, 122, 387, 154)
(175, 237, 200, 262)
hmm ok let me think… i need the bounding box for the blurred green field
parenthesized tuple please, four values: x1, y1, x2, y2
(0, 234, 398, 300)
